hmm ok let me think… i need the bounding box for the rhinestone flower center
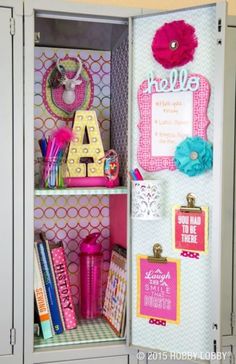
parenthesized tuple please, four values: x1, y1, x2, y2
(190, 151, 199, 160)
(169, 40, 179, 50)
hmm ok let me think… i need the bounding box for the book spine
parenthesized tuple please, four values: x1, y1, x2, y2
(51, 246, 77, 330)
(45, 241, 66, 331)
(35, 245, 55, 335)
(33, 249, 53, 339)
(36, 241, 64, 334)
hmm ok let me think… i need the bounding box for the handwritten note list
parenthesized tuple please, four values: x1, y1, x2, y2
(151, 91, 193, 157)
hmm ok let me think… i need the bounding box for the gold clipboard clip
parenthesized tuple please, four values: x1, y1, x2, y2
(180, 193, 202, 213)
(148, 243, 167, 264)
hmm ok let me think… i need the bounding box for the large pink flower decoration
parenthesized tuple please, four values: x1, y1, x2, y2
(152, 20, 198, 69)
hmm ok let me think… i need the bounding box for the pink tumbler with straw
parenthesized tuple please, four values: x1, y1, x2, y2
(80, 232, 103, 319)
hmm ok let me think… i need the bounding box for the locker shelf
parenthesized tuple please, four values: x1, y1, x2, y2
(35, 186, 128, 196)
(34, 318, 125, 349)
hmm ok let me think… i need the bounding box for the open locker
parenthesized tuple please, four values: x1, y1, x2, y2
(33, 11, 130, 350)
(24, 1, 231, 363)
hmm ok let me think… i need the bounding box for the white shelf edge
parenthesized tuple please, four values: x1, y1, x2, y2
(34, 187, 128, 196)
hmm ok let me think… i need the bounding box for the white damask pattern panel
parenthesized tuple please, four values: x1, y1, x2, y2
(131, 5, 216, 354)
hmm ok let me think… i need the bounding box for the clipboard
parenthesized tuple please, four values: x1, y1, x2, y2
(173, 193, 208, 255)
(137, 244, 180, 325)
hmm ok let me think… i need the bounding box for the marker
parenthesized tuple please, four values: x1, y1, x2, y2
(41, 137, 48, 158)
(129, 170, 138, 181)
(134, 168, 143, 181)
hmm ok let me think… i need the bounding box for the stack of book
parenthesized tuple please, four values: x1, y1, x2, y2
(34, 235, 77, 339)
(103, 245, 127, 337)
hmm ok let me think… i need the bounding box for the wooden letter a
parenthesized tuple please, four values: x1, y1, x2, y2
(67, 110, 105, 177)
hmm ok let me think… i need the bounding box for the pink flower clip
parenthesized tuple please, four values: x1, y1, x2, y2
(152, 20, 198, 69)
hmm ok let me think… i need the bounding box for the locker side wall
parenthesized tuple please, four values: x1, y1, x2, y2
(220, 23, 236, 337)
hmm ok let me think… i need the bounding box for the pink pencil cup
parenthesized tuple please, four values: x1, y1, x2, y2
(79, 233, 103, 319)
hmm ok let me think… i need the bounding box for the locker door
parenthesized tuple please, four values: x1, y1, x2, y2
(231, 22, 236, 339)
(0, 2, 23, 363)
(130, 2, 228, 359)
(0, 6, 14, 357)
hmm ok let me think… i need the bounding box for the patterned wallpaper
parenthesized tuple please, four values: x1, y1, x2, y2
(111, 37, 129, 186)
(34, 47, 111, 155)
(34, 195, 110, 308)
(34, 47, 112, 309)
(34, 43, 129, 311)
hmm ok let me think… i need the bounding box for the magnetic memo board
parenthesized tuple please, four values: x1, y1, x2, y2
(131, 5, 218, 355)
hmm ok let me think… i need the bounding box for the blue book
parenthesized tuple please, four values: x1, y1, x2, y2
(36, 241, 64, 335)
(34, 248, 53, 339)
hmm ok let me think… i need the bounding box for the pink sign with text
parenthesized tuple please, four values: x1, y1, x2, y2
(173, 207, 208, 253)
(137, 256, 180, 324)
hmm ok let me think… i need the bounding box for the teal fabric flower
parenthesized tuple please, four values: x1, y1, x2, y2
(174, 137, 213, 177)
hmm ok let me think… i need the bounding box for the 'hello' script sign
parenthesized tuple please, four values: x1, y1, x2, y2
(144, 69, 200, 94)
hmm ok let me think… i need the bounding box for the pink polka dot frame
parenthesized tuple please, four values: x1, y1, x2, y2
(137, 73, 211, 172)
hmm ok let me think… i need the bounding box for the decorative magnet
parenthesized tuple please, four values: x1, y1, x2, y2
(152, 20, 198, 69)
(174, 137, 213, 177)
